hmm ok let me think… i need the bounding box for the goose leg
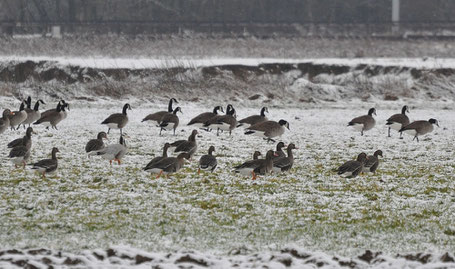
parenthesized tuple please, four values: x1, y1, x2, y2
(361, 130, 364, 136)
(156, 170, 163, 179)
(159, 128, 163, 136)
(252, 171, 257, 180)
(399, 132, 403, 139)
(216, 128, 220, 136)
(120, 129, 123, 135)
(109, 160, 113, 165)
(107, 128, 111, 134)
(197, 168, 201, 175)
(388, 127, 391, 137)
(117, 159, 121, 165)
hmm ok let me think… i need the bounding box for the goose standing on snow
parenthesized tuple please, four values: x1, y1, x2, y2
(386, 105, 410, 138)
(337, 152, 367, 178)
(93, 135, 128, 165)
(0, 109, 13, 134)
(144, 143, 171, 170)
(144, 152, 191, 178)
(245, 119, 290, 142)
(198, 146, 217, 174)
(363, 150, 383, 173)
(40, 100, 62, 119)
(33, 102, 65, 130)
(31, 147, 59, 178)
(8, 127, 35, 149)
(187, 105, 224, 129)
(399, 118, 439, 142)
(272, 143, 297, 173)
(22, 99, 45, 128)
(348, 108, 376, 136)
(8, 127, 36, 168)
(234, 150, 276, 180)
(9, 101, 28, 130)
(203, 104, 237, 136)
(238, 107, 268, 128)
(86, 131, 108, 156)
(158, 107, 182, 135)
(142, 98, 178, 124)
(101, 103, 131, 135)
(173, 129, 198, 159)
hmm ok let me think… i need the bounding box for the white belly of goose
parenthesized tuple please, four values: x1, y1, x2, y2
(215, 122, 232, 131)
(107, 123, 120, 129)
(350, 123, 364, 131)
(389, 122, 403, 131)
(11, 157, 25, 165)
(403, 129, 417, 136)
(340, 171, 353, 177)
(235, 167, 255, 175)
(272, 166, 282, 173)
(161, 122, 175, 130)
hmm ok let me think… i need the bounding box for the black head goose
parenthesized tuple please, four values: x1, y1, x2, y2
(144, 152, 190, 178)
(8, 127, 35, 149)
(86, 131, 108, 156)
(8, 128, 35, 168)
(198, 146, 217, 174)
(40, 101, 61, 119)
(142, 98, 178, 123)
(363, 150, 383, 173)
(101, 103, 131, 135)
(337, 152, 367, 178)
(187, 105, 224, 129)
(144, 143, 171, 170)
(245, 119, 289, 142)
(386, 105, 410, 138)
(203, 104, 237, 136)
(23, 99, 45, 128)
(33, 102, 65, 130)
(348, 108, 376, 136)
(272, 143, 298, 173)
(273, 142, 287, 160)
(238, 107, 268, 128)
(9, 101, 28, 130)
(31, 147, 59, 178)
(0, 109, 13, 134)
(158, 107, 182, 135)
(93, 135, 128, 165)
(174, 129, 198, 158)
(61, 100, 70, 119)
(399, 118, 439, 142)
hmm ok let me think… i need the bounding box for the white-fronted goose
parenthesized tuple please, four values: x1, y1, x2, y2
(144, 152, 190, 178)
(337, 152, 367, 178)
(386, 105, 410, 138)
(198, 146, 217, 174)
(234, 150, 262, 174)
(363, 150, 383, 173)
(0, 109, 13, 134)
(187, 105, 224, 129)
(9, 101, 28, 130)
(174, 130, 198, 158)
(8, 128, 35, 168)
(8, 127, 35, 149)
(144, 143, 171, 170)
(399, 118, 439, 142)
(234, 150, 276, 180)
(272, 143, 297, 173)
(158, 107, 182, 135)
(93, 135, 128, 165)
(31, 147, 59, 178)
(238, 107, 268, 128)
(348, 108, 376, 136)
(203, 104, 237, 136)
(22, 99, 45, 128)
(86, 131, 108, 156)
(142, 98, 178, 123)
(101, 103, 131, 135)
(245, 119, 289, 142)
(273, 142, 287, 160)
(33, 102, 65, 129)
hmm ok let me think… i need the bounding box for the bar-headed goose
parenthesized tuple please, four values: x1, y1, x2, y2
(158, 107, 182, 135)
(33, 102, 65, 129)
(198, 146, 217, 174)
(273, 142, 287, 159)
(0, 109, 13, 134)
(188, 105, 224, 129)
(93, 135, 128, 165)
(245, 119, 289, 142)
(9, 101, 28, 130)
(203, 104, 237, 136)
(363, 150, 383, 173)
(31, 147, 59, 178)
(399, 118, 439, 142)
(86, 131, 108, 156)
(238, 107, 268, 128)
(8, 127, 35, 149)
(348, 108, 376, 136)
(174, 129, 198, 159)
(22, 99, 45, 128)
(142, 98, 178, 123)
(8, 127, 36, 168)
(272, 143, 297, 173)
(386, 105, 410, 138)
(337, 152, 367, 178)
(144, 143, 171, 170)
(144, 152, 190, 178)
(101, 103, 131, 135)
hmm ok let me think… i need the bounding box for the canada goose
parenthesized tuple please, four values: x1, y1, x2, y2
(245, 119, 290, 142)
(238, 107, 268, 128)
(188, 105, 224, 129)
(273, 142, 287, 159)
(386, 105, 410, 138)
(9, 101, 28, 130)
(33, 102, 65, 129)
(348, 108, 376, 136)
(7, 127, 35, 149)
(198, 146, 217, 174)
(337, 153, 367, 178)
(22, 99, 45, 128)
(31, 147, 59, 178)
(93, 135, 128, 165)
(40, 100, 62, 119)
(142, 98, 178, 123)
(173, 129, 198, 159)
(101, 103, 131, 135)
(61, 100, 70, 119)
(0, 109, 13, 134)
(8, 128, 35, 168)
(158, 107, 182, 135)
(272, 143, 297, 173)
(399, 118, 439, 142)
(144, 152, 191, 178)
(86, 132, 108, 156)
(363, 150, 383, 173)
(144, 143, 171, 170)
(203, 104, 237, 136)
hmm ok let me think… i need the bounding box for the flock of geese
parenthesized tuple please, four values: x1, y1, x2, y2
(0, 97, 439, 179)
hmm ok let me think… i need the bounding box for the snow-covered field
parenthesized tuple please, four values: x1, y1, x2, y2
(0, 99, 454, 268)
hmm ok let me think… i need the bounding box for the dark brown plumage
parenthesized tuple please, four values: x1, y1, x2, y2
(144, 143, 171, 170)
(31, 147, 59, 178)
(363, 150, 383, 173)
(142, 98, 178, 123)
(386, 105, 410, 138)
(348, 108, 376, 136)
(337, 153, 367, 178)
(238, 107, 268, 128)
(188, 106, 224, 128)
(272, 143, 297, 172)
(174, 130, 198, 158)
(86, 132, 108, 154)
(101, 103, 131, 135)
(198, 146, 217, 173)
(399, 118, 439, 142)
(144, 152, 191, 178)
(158, 107, 182, 135)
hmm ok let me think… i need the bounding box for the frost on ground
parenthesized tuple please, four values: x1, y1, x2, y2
(0, 101, 454, 268)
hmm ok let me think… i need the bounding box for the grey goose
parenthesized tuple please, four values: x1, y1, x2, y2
(8, 127, 36, 168)
(203, 104, 237, 136)
(198, 146, 217, 173)
(348, 108, 376, 136)
(86, 131, 108, 156)
(142, 98, 178, 123)
(238, 107, 268, 128)
(399, 118, 439, 142)
(93, 135, 128, 165)
(101, 103, 131, 135)
(22, 99, 45, 128)
(33, 102, 65, 129)
(386, 105, 410, 138)
(188, 105, 224, 129)
(363, 150, 383, 173)
(158, 107, 182, 135)
(144, 143, 171, 170)
(144, 152, 191, 178)
(337, 152, 367, 178)
(173, 129, 198, 159)
(8, 127, 35, 149)
(31, 147, 59, 178)
(272, 143, 297, 173)
(9, 101, 28, 130)
(0, 109, 13, 134)
(273, 142, 287, 160)
(245, 119, 290, 142)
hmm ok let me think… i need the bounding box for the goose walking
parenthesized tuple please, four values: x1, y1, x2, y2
(142, 98, 178, 124)
(9, 101, 28, 130)
(33, 102, 65, 129)
(0, 109, 13, 134)
(187, 105, 224, 129)
(93, 135, 128, 165)
(144, 152, 191, 178)
(238, 107, 268, 128)
(144, 143, 171, 170)
(158, 107, 182, 135)
(399, 118, 439, 142)
(272, 143, 297, 173)
(363, 150, 383, 173)
(203, 104, 237, 136)
(245, 119, 289, 142)
(386, 105, 410, 138)
(31, 147, 59, 178)
(40, 100, 63, 119)
(86, 132, 108, 156)
(337, 153, 367, 178)
(22, 99, 45, 128)
(348, 108, 376, 136)
(198, 146, 217, 174)
(101, 103, 131, 135)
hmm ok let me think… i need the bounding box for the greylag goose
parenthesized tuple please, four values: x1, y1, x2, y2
(31, 147, 59, 178)
(101, 103, 131, 135)
(337, 153, 367, 178)
(93, 135, 128, 165)
(198, 146, 217, 173)
(0, 109, 13, 134)
(363, 150, 383, 173)
(158, 107, 182, 135)
(272, 143, 297, 173)
(187, 105, 224, 129)
(348, 108, 376, 136)
(245, 119, 289, 142)
(86, 131, 108, 156)
(399, 118, 439, 142)
(386, 105, 410, 138)
(144, 152, 191, 178)
(238, 107, 268, 128)
(142, 98, 178, 123)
